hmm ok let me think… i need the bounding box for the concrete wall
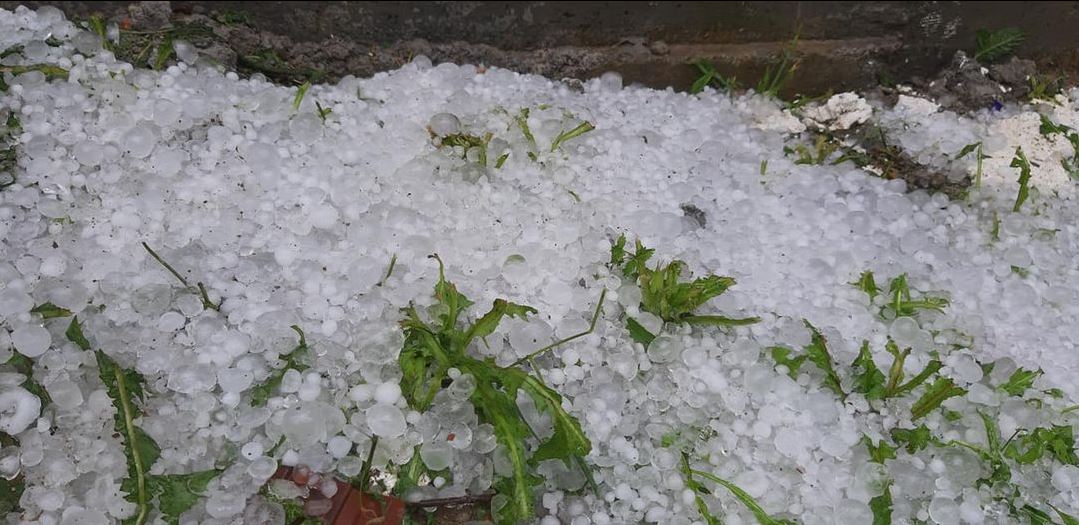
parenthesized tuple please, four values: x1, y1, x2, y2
(4, 1, 1078, 95)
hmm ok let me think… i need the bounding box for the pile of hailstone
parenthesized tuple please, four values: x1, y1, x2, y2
(2, 5, 1079, 525)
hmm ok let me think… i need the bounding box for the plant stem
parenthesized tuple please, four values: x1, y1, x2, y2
(511, 288, 606, 367)
(358, 436, 378, 494)
(406, 492, 495, 507)
(143, 242, 220, 311)
(112, 358, 149, 525)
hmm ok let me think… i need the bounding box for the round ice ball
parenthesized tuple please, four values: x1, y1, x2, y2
(365, 403, 406, 438)
(11, 324, 51, 358)
(0, 386, 41, 435)
(428, 113, 460, 136)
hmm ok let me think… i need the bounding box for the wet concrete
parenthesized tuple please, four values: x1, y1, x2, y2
(3, 1, 1078, 96)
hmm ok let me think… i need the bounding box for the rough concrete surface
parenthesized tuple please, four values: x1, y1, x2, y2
(2, 1, 1077, 96)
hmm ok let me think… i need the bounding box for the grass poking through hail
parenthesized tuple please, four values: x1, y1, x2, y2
(395, 255, 603, 524)
(609, 234, 759, 345)
(65, 317, 222, 525)
(141, 242, 221, 311)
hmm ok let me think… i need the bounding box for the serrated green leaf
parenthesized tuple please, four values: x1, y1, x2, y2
(689, 463, 797, 525)
(802, 320, 846, 399)
(148, 469, 222, 524)
(1011, 146, 1034, 213)
(852, 341, 886, 400)
(4, 352, 51, 406)
(863, 435, 897, 464)
(870, 480, 893, 525)
(249, 327, 310, 407)
(891, 425, 932, 454)
(625, 317, 656, 346)
(472, 373, 539, 525)
(29, 302, 73, 319)
(769, 346, 806, 378)
(911, 377, 966, 419)
(852, 270, 880, 300)
(620, 239, 655, 281)
(609, 234, 627, 268)
(999, 367, 1042, 396)
(974, 27, 1025, 62)
(679, 453, 722, 525)
(95, 349, 159, 525)
(65, 316, 91, 351)
(430, 254, 474, 332)
(1050, 504, 1079, 525)
(1039, 115, 1072, 137)
(954, 142, 983, 159)
(518, 373, 590, 462)
(1005, 425, 1078, 465)
(465, 299, 538, 344)
(1021, 504, 1055, 525)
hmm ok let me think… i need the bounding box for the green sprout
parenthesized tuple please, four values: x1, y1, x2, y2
(973, 27, 1025, 63)
(395, 255, 604, 524)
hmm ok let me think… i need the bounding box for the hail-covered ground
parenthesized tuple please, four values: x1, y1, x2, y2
(2, 6, 1079, 525)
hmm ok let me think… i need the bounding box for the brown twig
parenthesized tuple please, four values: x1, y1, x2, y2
(406, 492, 496, 508)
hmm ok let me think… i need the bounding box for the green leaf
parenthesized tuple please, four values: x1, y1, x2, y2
(890, 359, 942, 398)
(999, 367, 1042, 396)
(465, 299, 538, 344)
(625, 317, 656, 346)
(472, 374, 540, 525)
(95, 349, 160, 525)
(679, 453, 722, 525)
(911, 377, 966, 419)
(869, 480, 893, 525)
(769, 346, 807, 378)
(683, 314, 761, 327)
(890, 425, 932, 454)
(1010, 265, 1031, 278)
(1020, 505, 1055, 525)
(609, 234, 627, 268)
(620, 239, 655, 281)
(514, 108, 538, 152)
(1050, 504, 1079, 525)
(887, 273, 949, 317)
(974, 27, 1025, 62)
(1039, 115, 1072, 137)
(3, 353, 51, 406)
(515, 373, 592, 463)
(852, 341, 886, 400)
(0, 475, 24, 515)
(690, 60, 718, 94)
(30, 302, 73, 319)
(954, 142, 983, 159)
(1011, 146, 1034, 213)
(1005, 425, 1078, 465)
(802, 320, 846, 399)
(65, 316, 92, 351)
(691, 70, 715, 95)
(430, 254, 474, 333)
(852, 271, 880, 300)
(292, 81, 311, 111)
(863, 435, 897, 464)
(249, 327, 310, 407)
(550, 121, 594, 152)
(690, 463, 797, 525)
(148, 469, 221, 524)
(882, 339, 911, 398)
